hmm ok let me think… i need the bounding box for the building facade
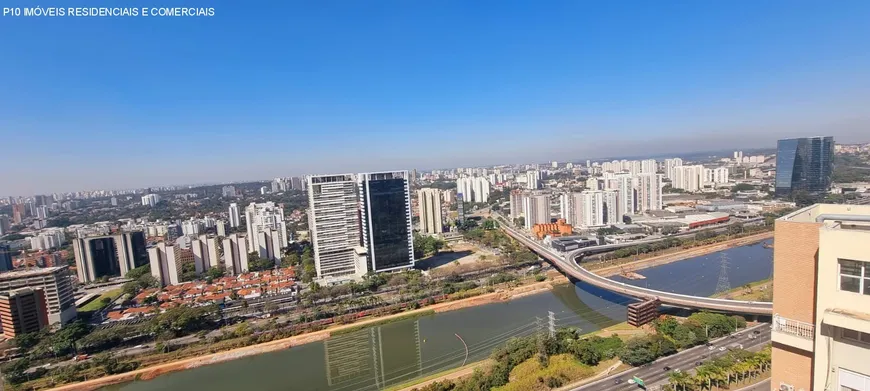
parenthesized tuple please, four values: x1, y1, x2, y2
(522, 192, 550, 230)
(222, 233, 249, 275)
(148, 241, 180, 286)
(775, 136, 835, 198)
(0, 243, 13, 272)
(0, 288, 49, 338)
(244, 202, 288, 261)
(228, 203, 241, 228)
(771, 204, 870, 391)
(635, 173, 663, 212)
(417, 188, 444, 235)
(358, 172, 415, 273)
(0, 267, 76, 325)
(72, 231, 149, 283)
(308, 174, 362, 280)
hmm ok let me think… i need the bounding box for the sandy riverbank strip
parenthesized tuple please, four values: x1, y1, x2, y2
(49, 276, 569, 391)
(592, 231, 773, 277)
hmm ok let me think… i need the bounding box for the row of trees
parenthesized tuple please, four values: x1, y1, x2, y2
(619, 313, 747, 366)
(667, 347, 771, 391)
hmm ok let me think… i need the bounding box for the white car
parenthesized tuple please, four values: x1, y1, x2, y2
(718, 347, 727, 351)
(708, 346, 715, 351)
(628, 379, 636, 385)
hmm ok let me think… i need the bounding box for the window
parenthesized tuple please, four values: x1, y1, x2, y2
(842, 328, 870, 345)
(839, 259, 870, 295)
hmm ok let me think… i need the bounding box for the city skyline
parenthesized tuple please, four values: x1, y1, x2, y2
(1, 2, 870, 194)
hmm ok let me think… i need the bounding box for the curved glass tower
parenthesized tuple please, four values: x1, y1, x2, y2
(775, 136, 834, 198)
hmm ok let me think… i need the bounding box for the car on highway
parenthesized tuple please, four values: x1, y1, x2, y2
(628, 379, 636, 385)
(708, 346, 715, 351)
(663, 366, 671, 371)
(614, 378, 622, 385)
(718, 347, 727, 351)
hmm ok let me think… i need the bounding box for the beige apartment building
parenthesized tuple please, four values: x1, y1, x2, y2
(772, 204, 870, 391)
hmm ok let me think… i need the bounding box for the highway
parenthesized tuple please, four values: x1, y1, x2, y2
(574, 323, 771, 391)
(496, 218, 773, 315)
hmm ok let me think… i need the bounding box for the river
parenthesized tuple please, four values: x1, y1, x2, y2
(103, 240, 773, 391)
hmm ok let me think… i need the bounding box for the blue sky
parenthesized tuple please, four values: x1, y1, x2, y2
(1, 0, 869, 195)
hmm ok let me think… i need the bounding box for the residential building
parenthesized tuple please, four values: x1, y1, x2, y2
(455, 176, 490, 203)
(244, 202, 288, 261)
(290, 176, 305, 191)
(0, 288, 49, 338)
(72, 232, 149, 283)
(12, 204, 23, 224)
(663, 158, 683, 180)
(417, 188, 444, 235)
(771, 204, 870, 391)
(635, 173, 663, 212)
(673, 165, 704, 192)
(0, 243, 13, 272)
(30, 228, 65, 251)
(560, 193, 579, 226)
(522, 192, 550, 230)
(141, 193, 160, 207)
(221, 185, 237, 198)
(585, 177, 601, 191)
(0, 267, 76, 325)
(526, 171, 541, 190)
(615, 174, 636, 220)
(358, 171, 414, 272)
(35, 205, 48, 219)
(110, 197, 118, 206)
(190, 235, 220, 273)
(148, 242, 180, 286)
(576, 190, 619, 227)
(509, 190, 525, 221)
(222, 233, 250, 275)
(775, 136, 835, 197)
(216, 220, 227, 236)
(308, 174, 362, 280)
(641, 159, 657, 174)
(228, 202, 241, 228)
(0, 215, 9, 236)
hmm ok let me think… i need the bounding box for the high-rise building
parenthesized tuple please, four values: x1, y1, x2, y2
(228, 203, 241, 228)
(641, 159, 657, 174)
(148, 242, 180, 286)
(0, 243, 13, 272)
(509, 190, 525, 221)
(0, 288, 50, 338)
(770, 204, 870, 391)
(141, 194, 160, 207)
(222, 233, 250, 275)
(244, 202, 288, 261)
(35, 205, 48, 219)
(575, 190, 619, 227)
(663, 158, 683, 180)
(29, 228, 65, 251)
(110, 197, 118, 206)
(308, 174, 362, 280)
(290, 177, 305, 191)
(190, 235, 221, 273)
(358, 172, 414, 272)
(0, 267, 76, 325)
(526, 171, 541, 190)
(11, 204, 24, 224)
(522, 192, 550, 230)
(585, 177, 601, 191)
(216, 220, 227, 236)
(72, 232, 149, 283)
(417, 188, 444, 235)
(559, 193, 577, 226)
(222, 185, 237, 198)
(635, 173, 663, 212)
(673, 165, 703, 192)
(775, 136, 835, 198)
(615, 174, 636, 220)
(455, 176, 490, 203)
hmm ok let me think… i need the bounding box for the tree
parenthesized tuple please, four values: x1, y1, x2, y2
(206, 265, 226, 280)
(618, 336, 658, 366)
(249, 257, 275, 272)
(2, 357, 31, 384)
(281, 252, 300, 268)
(652, 316, 679, 337)
(731, 183, 756, 192)
(513, 217, 524, 228)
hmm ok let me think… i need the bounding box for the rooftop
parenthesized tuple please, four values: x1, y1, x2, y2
(780, 204, 870, 224)
(0, 266, 67, 280)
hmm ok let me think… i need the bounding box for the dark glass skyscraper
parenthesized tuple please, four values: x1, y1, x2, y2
(775, 136, 834, 198)
(358, 171, 414, 272)
(0, 243, 13, 272)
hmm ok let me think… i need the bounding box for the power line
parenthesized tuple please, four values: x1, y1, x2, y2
(715, 252, 731, 294)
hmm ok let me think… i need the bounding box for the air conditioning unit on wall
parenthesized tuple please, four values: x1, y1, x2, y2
(779, 383, 795, 391)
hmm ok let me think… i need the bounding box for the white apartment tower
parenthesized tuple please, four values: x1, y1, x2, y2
(522, 193, 550, 230)
(615, 174, 636, 219)
(222, 233, 249, 275)
(244, 202, 288, 261)
(663, 158, 683, 180)
(526, 171, 541, 190)
(228, 203, 241, 228)
(455, 177, 490, 203)
(641, 159, 657, 174)
(635, 173, 663, 212)
(417, 188, 444, 235)
(148, 242, 180, 287)
(190, 235, 220, 274)
(574, 191, 619, 227)
(308, 174, 362, 280)
(673, 165, 704, 192)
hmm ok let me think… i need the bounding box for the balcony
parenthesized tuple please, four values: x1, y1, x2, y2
(771, 314, 815, 352)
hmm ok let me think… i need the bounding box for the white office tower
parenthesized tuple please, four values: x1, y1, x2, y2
(417, 188, 444, 235)
(663, 158, 683, 180)
(509, 190, 525, 221)
(585, 177, 601, 191)
(635, 173, 663, 212)
(358, 172, 415, 273)
(641, 159, 657, 174)
(244, 202, 288, 261)
(222, 233, 249, 275)
(673, 165, 704, 192)
(228, 203, 241, 228)
(191, 235, 220, 273)
(148, 242, 180, 287)
(141, 194, 160, 207)
(526, 170, 541, 190)
(522, 192, 550, 230)
(308, 174, 362, 280)
(472, 176, 490, 203)
(577, 190, 619, 227)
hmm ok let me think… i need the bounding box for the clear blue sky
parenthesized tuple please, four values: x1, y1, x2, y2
(1, 0, 869, 195)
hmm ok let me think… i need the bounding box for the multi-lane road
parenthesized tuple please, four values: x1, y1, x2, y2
(574, 323, 771, 391)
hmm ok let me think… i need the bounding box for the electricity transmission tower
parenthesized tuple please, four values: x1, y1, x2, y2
(715, 253, 731, 294)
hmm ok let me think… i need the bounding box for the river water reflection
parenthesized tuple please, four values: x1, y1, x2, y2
(104, 240, 772, 391)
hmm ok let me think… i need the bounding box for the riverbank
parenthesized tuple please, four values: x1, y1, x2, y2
(590, 231, 773, 277)
(712, 278, 772, 301)
(48, 274, 570, 391)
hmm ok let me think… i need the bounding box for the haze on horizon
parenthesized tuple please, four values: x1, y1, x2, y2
(1, 1, 869, 195)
